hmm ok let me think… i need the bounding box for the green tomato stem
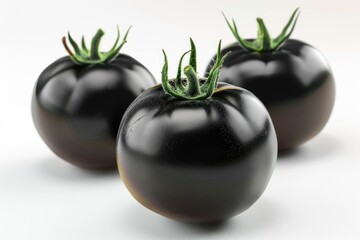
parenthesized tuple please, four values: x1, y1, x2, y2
(223, 8, 300, 52)
(183, 66, 200, 97)
(256, 18, 272, 51)
(161, 39, 229, 100)
(62, 26, 131, 65)
(90, 29, 104, 60)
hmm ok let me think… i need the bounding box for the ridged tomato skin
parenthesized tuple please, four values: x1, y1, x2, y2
(32, 54, 156, 169)
(206, 40, 335, 151)
(117, 83, 277, 223)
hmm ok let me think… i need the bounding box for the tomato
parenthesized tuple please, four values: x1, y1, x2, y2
(206, 9, 335, 151)
(117, 40, 277, 223)
(32, 27, 156, 169)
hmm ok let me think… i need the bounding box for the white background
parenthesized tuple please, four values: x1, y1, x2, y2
(1, 0, 360, 239)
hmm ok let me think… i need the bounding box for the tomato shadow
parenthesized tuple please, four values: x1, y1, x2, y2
(173, 199, 280, 236)
(117, 198, 280, 238)
(178, 220, 230, 232)
(278, 147, 303, 158)
(33, 155, 119, 182)
(277, 133, 340, 162)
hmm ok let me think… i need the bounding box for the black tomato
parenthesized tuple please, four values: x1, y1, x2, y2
(32, 27, 156, 169)
(117, 40, 277, 223)
(206, 9, 335, 151)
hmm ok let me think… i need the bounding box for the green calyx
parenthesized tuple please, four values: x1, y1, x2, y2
(62, 26, 131, 65)
(223, 8, 300, 52)
(161, 39, 229, 100)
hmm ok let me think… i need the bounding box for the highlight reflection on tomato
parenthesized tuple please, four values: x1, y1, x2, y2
(117, 40, 277, 223)
(206, 9, 335, 150)
(32, 27, 156, 169)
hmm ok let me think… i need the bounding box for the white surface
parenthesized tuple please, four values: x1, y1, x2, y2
(1, 0, 360, 239)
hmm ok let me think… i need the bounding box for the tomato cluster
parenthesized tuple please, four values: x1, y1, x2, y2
(32, 9, 334, 223)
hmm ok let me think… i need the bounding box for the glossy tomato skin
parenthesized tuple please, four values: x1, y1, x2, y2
(32, 54, 156, 169)
(117, 83, 277, 223)
(206, 39, 335, 151)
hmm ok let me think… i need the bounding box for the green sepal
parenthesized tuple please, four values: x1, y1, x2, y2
(68, 32, 82, 57)
(175, 50, 191, 91)
(62, 26, 132, 65)
(223, 8, 300, 52)
(81, 36, 89, 54)
(161, 39, 229, 100)
(161, 50, 186, 99)
(103, 26, 131, 62)
(201, 40, 230, 97)
(189, 38, 197, 72)
(273, 8, 300, 50)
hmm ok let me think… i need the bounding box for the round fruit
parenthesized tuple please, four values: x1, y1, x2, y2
(32, 27, 156, 168)
(206, 9, 335, 150)
(117, 40, 277, 222)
